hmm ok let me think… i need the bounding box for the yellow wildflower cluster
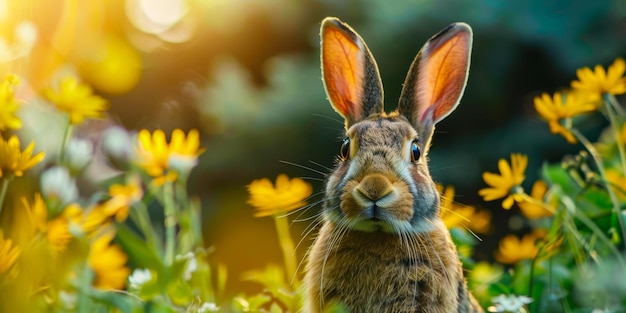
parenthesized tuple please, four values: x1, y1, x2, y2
(0, 74, 22, 131)
(13, 181, 138, 289)
(88, 231, 131, 290)
(43, 76, 109, 125)
(438, 184, 491, 234)
(247, 174, 313, 217)
(534, 58, 626, 143)
(517, 180, 555, 219)
(0, 135, 45, 178)
(571, 57, 626, 102)
(534, 92, 596, 143)
(495, 230, 545, 264)
(0, 230, 20, 275)
(136, 128, 204, 186)
(479, 153, 528, 209)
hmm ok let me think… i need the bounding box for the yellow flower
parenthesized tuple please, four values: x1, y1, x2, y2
(65, 203, 111, 235)
(247, 174, 313, 217)
(438, 184, 491, 234)
(534, 92, 596, 144)
(22, 193, 48, 236)
(517, 180, 555, 219)
(571, 57, 626, 102)
(0, 135, 45, 178)
(478, 153, 528, 209)
(0, 230, 20, 274)
(495, 230, 545, 264)
(136, 128, 204, 186)
(43, 76, 109, 125)
(88, 231, 130, 290)
(606, 170, 626, 200)
(0, 74, 22, 131)
(101, 176, 143, 222)
(21, 193, 72, 252)
(46, 216, 72, 253)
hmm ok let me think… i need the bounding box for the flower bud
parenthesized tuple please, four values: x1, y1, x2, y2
(64, 138, 93, 175)
(41, 166, 78, 214)
(102, 126, 134, 171)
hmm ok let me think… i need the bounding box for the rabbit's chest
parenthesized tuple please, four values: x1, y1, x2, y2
(305, 224, 463, 313)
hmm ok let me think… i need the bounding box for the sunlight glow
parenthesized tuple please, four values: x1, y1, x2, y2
(126, 0, 190, 42)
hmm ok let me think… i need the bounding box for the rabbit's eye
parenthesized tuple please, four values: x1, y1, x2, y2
(340, 137, 350, 160)
(410, 141, 421, 162)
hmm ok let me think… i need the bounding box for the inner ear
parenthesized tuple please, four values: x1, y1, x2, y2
(321, 17, 384, 128)
(397, 23, 472, 129)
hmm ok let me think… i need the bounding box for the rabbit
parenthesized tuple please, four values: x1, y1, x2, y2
(303, 17, 484, 313)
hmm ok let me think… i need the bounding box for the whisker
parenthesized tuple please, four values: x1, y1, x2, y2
(312, 113, 344, 126)
(424, 218, 451, 284)
(279, 192, 325, 219)
(429, 164, 464, 173)
(440, 206, 471, 223)
(464, 227, 483, 242)
(280, 160, 328, 177)
(308, 160, 333, 172)
(294, 213, 324, 223)
(301, 176, 326, 182)
(292, 213, 325, 286)
(286, 192, 324, 223)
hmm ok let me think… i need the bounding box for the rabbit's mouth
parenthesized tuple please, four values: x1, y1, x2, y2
(331, 173, 434, 234)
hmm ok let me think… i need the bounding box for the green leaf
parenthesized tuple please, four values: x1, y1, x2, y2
(232, 294, 273, 312)
(542, 163, 581, 197)
(449, 227, 478, 246)
(87, 289, 143, 313)
(166, 278, 193, 306)
(116, 223, 165, 281)
(610, 210, 626, 245)
(269, 302, 284, 313)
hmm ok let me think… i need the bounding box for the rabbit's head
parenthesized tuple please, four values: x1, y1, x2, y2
(321, 17, 472, 234)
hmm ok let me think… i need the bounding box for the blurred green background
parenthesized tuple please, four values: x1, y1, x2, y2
(4, 0, 626, 297)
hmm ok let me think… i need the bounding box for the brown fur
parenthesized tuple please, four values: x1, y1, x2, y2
(306, 222, 464, 313)
(305, 17, 482, 313)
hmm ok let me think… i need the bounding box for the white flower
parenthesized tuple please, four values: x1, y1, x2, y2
(64, 138, 93, 173)
(128, 268, 152, 288)
(488, 294, 533, 313)
(168, 153, 199, 178)
(102, 126, 134, 170)
(176, 252, 198, 281)
(40, 166, 78, 210)
(58, 290, 77, 309)
(197, 302, 219, 313)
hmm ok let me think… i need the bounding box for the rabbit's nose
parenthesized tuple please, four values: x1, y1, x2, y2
(356, 174, 394, 202)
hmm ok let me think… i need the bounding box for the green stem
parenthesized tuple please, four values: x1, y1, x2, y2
(572, 129, 626, 251)
(77, 262, 94, 313)
(129, 201, 162, 257)
(163, 181, 176, 266)
(527, 249, 540, 313)
(567, 193, 625, 268)
(606, 93, 625, 116)
(274, 213, 298, 286)
(518, 192, 625, 268)
(0, 177, 11, 218)
(58, 123, 74, 164)
(603, 95, 626, 177)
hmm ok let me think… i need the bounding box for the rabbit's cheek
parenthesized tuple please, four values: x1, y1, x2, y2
(386, 182, 414, 221)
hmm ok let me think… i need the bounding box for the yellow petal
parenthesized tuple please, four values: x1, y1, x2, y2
(497, 158, 512, 180)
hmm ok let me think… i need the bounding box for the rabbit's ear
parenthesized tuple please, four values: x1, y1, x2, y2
(321, 17, 384, 128)
(398, 23, 472, 145)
